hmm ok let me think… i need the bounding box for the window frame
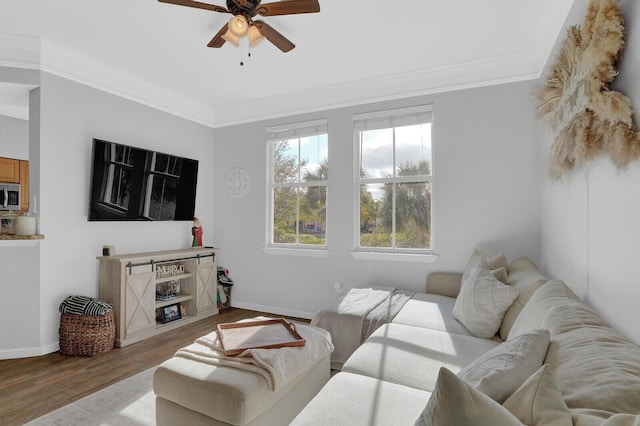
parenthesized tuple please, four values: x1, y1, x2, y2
(265, 118, 329, 253)
(352, 105, 435, 258)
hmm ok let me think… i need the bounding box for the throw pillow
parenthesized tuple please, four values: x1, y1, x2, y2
(452, 264, 519, 338)
(415, 367, 523, 426)
(462, 247, 508, 282)
(503, 364, 572, 426)
(457, 329, 550, 403)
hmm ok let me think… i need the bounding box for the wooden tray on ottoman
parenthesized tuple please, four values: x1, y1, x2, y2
(218, 318, 306, 356)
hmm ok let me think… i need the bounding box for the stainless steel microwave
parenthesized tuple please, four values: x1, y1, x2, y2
(0, 183, 21, 211)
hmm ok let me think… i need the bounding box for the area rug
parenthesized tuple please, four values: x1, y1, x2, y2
(26, 366, 157, 426)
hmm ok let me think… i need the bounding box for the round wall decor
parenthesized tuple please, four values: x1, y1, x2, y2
(226, 167, 249, 199)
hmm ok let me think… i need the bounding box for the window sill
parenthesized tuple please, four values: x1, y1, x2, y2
(350, 251, 438, 263)
(263, 247, 330, 258)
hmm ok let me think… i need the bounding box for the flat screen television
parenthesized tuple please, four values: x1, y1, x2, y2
(88, 138, 198, 221)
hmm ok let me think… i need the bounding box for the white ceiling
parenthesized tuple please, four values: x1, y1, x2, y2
(0, 0, 575, 127)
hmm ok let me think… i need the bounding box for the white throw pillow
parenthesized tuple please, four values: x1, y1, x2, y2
(503, 364, 572, 426)
(452, 264, 519, 338)
(457, 329, 550, 403)
(415, 367, 523, 426)
(462, 247, 508, 283)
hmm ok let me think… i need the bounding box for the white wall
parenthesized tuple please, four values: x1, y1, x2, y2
(0, 71, 215, 358)
(540, 0, 640, 344)
(0, 114, 28, 159)
(213, 81, 541, 319)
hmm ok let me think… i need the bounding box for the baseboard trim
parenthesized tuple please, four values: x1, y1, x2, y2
(0, 341, 59, 360)
(231, 301, 314, 321)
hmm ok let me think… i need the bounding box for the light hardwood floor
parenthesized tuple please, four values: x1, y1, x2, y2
(0, 308, 309, 426)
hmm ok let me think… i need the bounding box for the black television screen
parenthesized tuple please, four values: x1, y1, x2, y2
(88, 138, 198, 221)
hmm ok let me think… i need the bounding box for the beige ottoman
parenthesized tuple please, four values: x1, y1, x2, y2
(153, 325, 332, 426)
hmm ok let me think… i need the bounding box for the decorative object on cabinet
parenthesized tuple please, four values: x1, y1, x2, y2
(160, 303, 182, 323)
(534, 0, 640, 179)
(191, 217, 203, 247)
(98, 247, 218, 347)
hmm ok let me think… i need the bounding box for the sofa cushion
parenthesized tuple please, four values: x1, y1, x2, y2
(499, 257, 549, 340)
(416, 367, 523, 426)
(507, 279, 580, 340)
(425, 272, 463, 298)
(453, 264, 518, 338)
(503, 364, 572, 426)
(290, 372, 431, 426)
(457, 329, 550, 403)
(342, 323, 499, 392)
(541, 303, 640, 415)
(391, 293, 474, 336)
(571, 411, 640, 426)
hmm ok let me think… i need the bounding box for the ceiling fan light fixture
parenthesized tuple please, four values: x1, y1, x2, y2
(221, 30, 240, 46)
(228, 15, 249, 37)
(248, 26, 265, 46)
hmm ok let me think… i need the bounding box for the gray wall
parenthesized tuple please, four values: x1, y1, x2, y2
(212, 81, 541, 318)
(0, 71, 216, 358)
(540, 0, 640, 344)
(0, 114, 29, 159)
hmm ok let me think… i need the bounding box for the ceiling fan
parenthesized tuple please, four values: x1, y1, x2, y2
(158, 0, 320, 53)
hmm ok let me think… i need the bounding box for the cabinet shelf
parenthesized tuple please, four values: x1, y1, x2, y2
(156, 272, 193, 284)
(155, 293, 193, 308)
(156, 314, 195, 329)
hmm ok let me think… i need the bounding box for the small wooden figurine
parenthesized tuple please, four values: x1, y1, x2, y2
(192, 217, 203, 247)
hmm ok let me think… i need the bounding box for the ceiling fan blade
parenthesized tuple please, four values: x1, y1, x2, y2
(157, 0, 229, 14)
(254, 20, 295, 52)
(207, 23, 228, 48)
(256, 0, 320, 16)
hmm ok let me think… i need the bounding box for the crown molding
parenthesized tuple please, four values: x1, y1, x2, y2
(211, 50, 541, 127)
(0, 27, 565, 129)
(39, 39, 217, 128)
(0, 33, 40, 70)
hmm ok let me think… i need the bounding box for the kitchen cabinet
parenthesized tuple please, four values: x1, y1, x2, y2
(0, 157, 20, 183)
(0, 158, 29, 212)
(19, 160, 28, 211)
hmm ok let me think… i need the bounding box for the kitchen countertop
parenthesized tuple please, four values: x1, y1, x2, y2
(0, 234, 44, 240)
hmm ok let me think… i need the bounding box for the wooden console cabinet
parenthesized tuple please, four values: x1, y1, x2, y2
(98, 247, 218, 347)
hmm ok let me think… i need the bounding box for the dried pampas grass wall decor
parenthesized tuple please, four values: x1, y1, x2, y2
(534, 0, 640, 179)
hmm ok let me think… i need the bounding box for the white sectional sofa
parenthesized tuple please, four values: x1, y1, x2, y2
(291, 253, 640, 425)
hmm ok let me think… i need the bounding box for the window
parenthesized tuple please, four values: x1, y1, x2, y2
(354, 105, 433, 254)
(267, 119, 328, 249)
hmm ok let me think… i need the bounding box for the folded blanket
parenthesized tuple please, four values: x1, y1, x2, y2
(361, 289, 415, 343)
(175, 317, 334, 391)
(311, 286, 396, 368)
(59, 295, 112, 316)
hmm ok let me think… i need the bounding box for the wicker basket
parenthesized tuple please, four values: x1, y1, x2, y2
(59, 311, 116, 356)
